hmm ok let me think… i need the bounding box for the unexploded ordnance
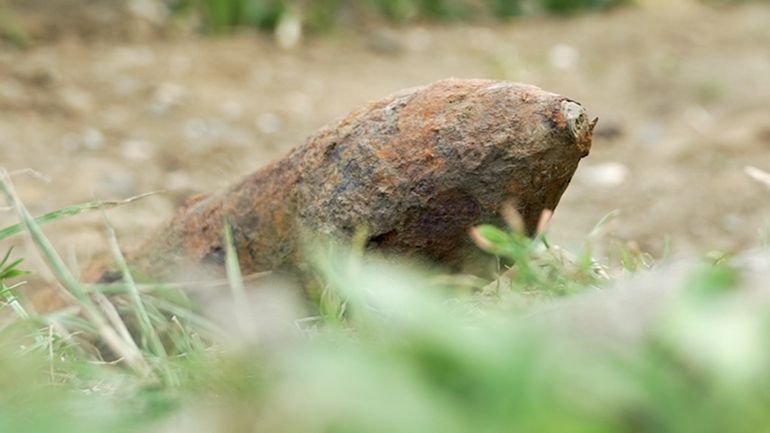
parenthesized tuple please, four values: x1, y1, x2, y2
(127, 79, 595, 279)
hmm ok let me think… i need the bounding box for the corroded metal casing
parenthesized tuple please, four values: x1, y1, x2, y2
(129, 79, 594, 278)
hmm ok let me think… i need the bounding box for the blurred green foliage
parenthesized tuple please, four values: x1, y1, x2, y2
(538, 0, 632, 14)
(4, 243, 770, 432)
(0, 4, 27, 47)
(168, 0, 633, 34)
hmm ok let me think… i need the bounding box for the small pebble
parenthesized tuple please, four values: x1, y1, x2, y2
(121, 139, 153, 161)
(579, 162, 629, 188)
(151, 82, 186, 114)
(549, 43, 579, 70)
(82, 128, 105, 150)
(257, 112, 281, 135)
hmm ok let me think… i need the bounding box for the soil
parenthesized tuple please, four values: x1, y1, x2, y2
(1, 1, 769, 286)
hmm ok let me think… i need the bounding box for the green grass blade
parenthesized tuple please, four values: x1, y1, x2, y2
(224, 220, 251, 334)
(103, 214, 169, 363)
(0, 246, 13, 268)
(0, 168, 151, 377)
(588, 209, 620, 239)
(0, 191, 163, 242)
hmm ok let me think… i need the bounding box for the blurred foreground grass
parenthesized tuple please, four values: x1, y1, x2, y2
(3, 171, 770, 432)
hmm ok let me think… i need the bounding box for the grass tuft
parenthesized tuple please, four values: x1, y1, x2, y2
(4, 171, 770, 432)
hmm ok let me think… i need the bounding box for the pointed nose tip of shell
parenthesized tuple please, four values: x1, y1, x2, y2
(561, 100, 594, 157)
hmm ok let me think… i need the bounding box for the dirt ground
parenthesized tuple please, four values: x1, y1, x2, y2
(1, 1, 770, 282)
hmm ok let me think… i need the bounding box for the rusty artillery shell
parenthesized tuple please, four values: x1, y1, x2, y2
(128, 79, 594, 279)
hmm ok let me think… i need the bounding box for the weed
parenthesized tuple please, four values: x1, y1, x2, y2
(470, 206, 608, 297)
(0, 247, 31, 320)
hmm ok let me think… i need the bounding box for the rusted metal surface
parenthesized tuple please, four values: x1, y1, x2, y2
(127, 79, 595, 279)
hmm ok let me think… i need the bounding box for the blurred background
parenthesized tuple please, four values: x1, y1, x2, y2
(1, 0, 769, 265)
